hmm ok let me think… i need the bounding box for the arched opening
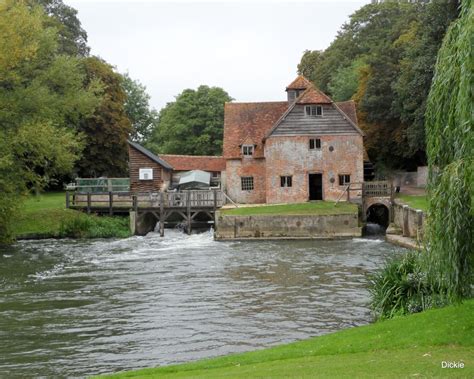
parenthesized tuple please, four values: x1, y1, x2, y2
(364, 203, 390, 235)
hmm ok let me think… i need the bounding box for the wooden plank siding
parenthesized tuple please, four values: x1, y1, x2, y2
(272, 104, 358, 136)
(129, 145, 170, 192)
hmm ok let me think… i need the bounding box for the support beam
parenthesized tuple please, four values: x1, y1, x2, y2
(186, 192, 191, 235)
(160, 192, 164, 237)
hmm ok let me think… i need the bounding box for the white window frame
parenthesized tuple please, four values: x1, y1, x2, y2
(338, 174, 351, 186)
(305, 105, 323, 117)
(139, 168, 153, 180)
(242, 144, 254, 156)
(280, 176, 292, 188)
(309, 138, 321, 150)
(241, 176, 254, 191)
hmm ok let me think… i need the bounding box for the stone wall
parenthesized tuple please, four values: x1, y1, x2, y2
(392, 200, 425, 241)
(264, 134, 364, 203)
(215, 212, 361, 240)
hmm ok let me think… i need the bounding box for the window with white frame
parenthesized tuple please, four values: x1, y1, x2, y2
(309, 138, 321, 150)
(338, 174, 351, 186)
(241, 176, 254, 191)
(139, 168, 153, 180)
(305, 105, 323, 117)
(242, 144, 254, 156)
(280, 176, 292, 187)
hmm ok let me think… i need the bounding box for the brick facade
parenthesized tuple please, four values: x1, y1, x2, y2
(264, 135, 364, 203)
(223, 75, 365, 204)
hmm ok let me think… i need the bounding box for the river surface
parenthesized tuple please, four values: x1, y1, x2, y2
(0, 231, 404, 378)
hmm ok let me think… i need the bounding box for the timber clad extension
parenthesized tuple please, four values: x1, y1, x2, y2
(223, 75, 365, 204)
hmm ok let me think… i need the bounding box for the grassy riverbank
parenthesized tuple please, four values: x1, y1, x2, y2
(221, 201, 358, 216)
(396, 195, 428, 211)
(12, 192, 130, 239)
(99, 300, 473, 378)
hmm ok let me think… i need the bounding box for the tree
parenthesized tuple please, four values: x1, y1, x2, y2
(122, 73, 158, 143)
(424, 0, 473, 302)
(328, 58, 366, 101)
(0, 0, 98, 242)
(297, 50, 323, 85)
(34, 0, 90, 56)
(76, 57, 131, 177)
(147, 85, 232, 156)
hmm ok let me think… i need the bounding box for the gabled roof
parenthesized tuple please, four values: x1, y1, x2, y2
(335, 100, 358, 125)
(128, 141, 173, 170)
(223, 102, 289, 158)
(264, 89, 365, 139)
(286, 75, 312, 91)
(160, 154, 226, 172)
(296, 87, 332, 104)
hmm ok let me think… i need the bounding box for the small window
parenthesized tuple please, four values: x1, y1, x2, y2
(139, 168, 153, 180)
(338, 174, 351, 186)
(211, 171, 220, 179)
(288, 91, 296, 101)
(241, 176, 254, 191)
(280, 176, 292, 188)
(242, 145, 254, 156)
(309, 138, 321, 150)
(305, 105, 323, 117)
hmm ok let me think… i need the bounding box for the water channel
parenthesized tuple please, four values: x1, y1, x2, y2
(0, 231, 405, 378)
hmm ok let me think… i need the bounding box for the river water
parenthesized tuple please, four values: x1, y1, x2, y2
(0, 231, 404, 378)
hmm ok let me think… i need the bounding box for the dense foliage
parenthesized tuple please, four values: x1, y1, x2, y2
(147, 85, 232, 155)
(122, 73, 158, 143)
(0, 0, 100, 242)
(297, 1, 459, 169)
(76, 57, 131, 177)
(424, 0, 473, 302)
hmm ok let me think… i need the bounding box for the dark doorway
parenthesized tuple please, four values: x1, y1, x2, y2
(309, 174, 323, 200)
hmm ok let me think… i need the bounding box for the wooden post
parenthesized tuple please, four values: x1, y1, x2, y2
(159, 192, 164, 237)
(213, 189, 217, 211)
(87, 192, 91, 214)
(109, 191, 113, 215)
(132, 194, 138, 213)
(187, 191, 191, 235)
(346, 184, 350, 202)
(66, 191, 70, 209)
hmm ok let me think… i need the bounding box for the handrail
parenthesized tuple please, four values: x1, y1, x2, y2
(221, 191, 239, 208)
(335, 184, 351, 206)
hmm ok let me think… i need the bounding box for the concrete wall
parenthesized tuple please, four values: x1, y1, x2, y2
(392, 200, 425, 241)
(264, 135, 364, 203)
(215, 212, 361, 240)
(417, 166, 428, 188)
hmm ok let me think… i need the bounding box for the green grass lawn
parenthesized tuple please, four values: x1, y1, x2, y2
(396, 195, 429, 211)
(12, 192, 129, 238)
(98, 300, 474, 378)
(221, 201, 358, 216)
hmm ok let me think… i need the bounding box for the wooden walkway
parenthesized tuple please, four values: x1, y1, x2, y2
(67, 190, 225, 236)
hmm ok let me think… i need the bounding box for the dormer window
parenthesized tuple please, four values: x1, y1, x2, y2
(242, 144, 254, 156)
(288, 91, 296, 101)
(305, 105, 323, 117)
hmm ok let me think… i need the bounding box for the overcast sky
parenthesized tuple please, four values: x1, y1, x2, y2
(66, 0, 368, 110)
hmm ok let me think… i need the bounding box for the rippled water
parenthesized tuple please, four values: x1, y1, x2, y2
(0, 231, 405, 378)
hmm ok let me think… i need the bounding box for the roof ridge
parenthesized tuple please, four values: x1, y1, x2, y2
(160, 154, 224, 158)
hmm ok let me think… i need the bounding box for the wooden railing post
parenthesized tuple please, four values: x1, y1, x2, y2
(132, 194, 138, 213)
(186, 192, 191, 235)
(87, 192, 91, 214)
(109, 191, 113, 215)
(159, 192, 164, 237)
(66, 191, 70, 209)
(213, 189, 217, 211)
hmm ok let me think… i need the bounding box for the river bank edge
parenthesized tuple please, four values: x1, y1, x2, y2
(96, 300, 474, 378)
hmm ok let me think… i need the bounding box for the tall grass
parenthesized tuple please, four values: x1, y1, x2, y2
(59, 214, 130, 238)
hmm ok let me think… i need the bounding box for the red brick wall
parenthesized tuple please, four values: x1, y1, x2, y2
(225, 158, 266, 203)
(129, 145, 171, 192)
(264, 135, 364, 203)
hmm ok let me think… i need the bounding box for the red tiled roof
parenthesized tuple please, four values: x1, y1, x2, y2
(296, 87, 332, 104)
(160, 154, 226, 172)
(336, 100, 358, 125)
(223, 102, 289, 158)
(286, 75, 312, 90)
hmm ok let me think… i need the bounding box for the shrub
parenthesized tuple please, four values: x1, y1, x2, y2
(59, 214, 130, 238)
(370, 251, 447, 319)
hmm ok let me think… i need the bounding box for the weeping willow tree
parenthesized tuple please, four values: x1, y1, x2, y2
(424, 0, 473, 301)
